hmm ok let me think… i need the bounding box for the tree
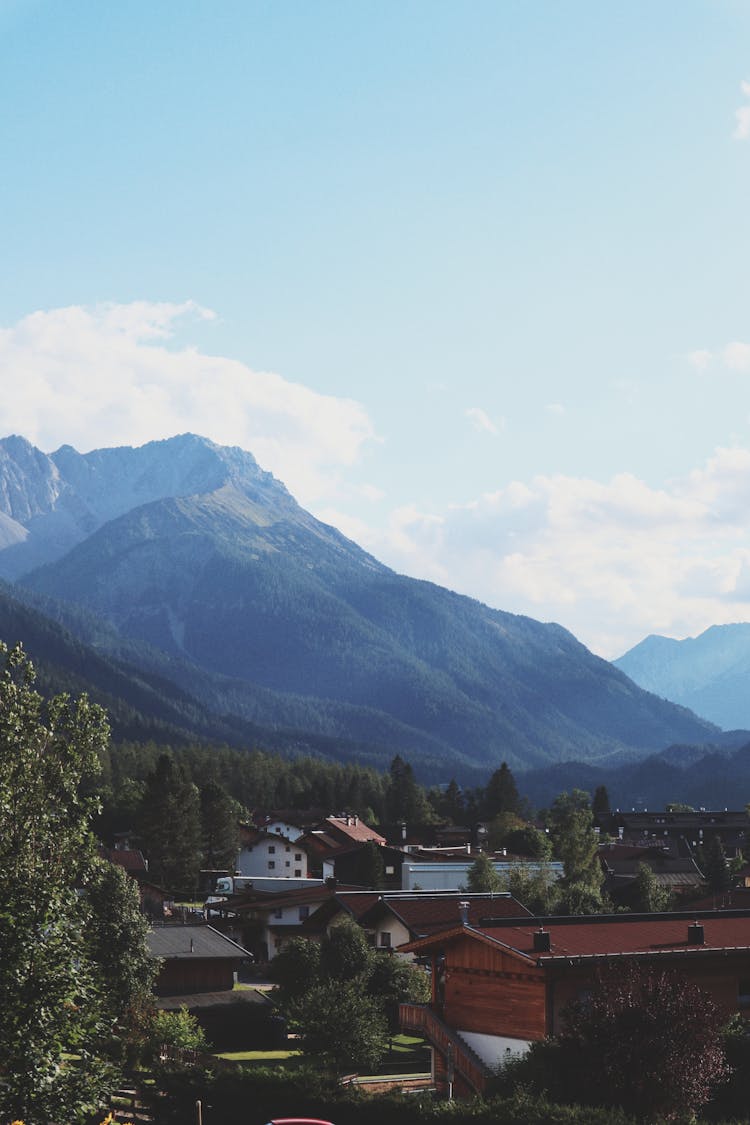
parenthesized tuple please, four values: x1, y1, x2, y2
(482, 761, 521, 819)
(591, 785, 610, 820)
(85, 858, 158, 1062)
(139, 753, 203, 893)
(549, 789, 605, 914)
(351, 839, 386, 889)
(320, 917, 372, 982)
(506, 862, 560, 915)
(291, 979, 389, 1074)
(503, 825, 552, 860)
(704, 835, 732, 895)
(200, 778, 241, 871)
(631, 862, 673, 913)
(268, 936, 322, 1007)
(0, 643, 115, 1122)
(465, 852, 502, 892)
(367, 953, 430, 1030)
(559, 962, 729, 1120)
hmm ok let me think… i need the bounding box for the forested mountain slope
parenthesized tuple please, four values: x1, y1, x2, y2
(0, 433, 719, 777)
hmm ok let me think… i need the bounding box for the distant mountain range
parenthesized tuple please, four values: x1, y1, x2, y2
(0, 433, 723, 781)
(616, 624, 750, 731)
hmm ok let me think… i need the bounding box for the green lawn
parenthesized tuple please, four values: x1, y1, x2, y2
(215, 1048, 303, 1062)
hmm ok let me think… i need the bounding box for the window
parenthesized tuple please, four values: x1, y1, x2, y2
(379, 932, 392, 948)
(299, 906, 310, 920)
(294, 869, 301, 877)
(285, 846, 290, 852)
(274, 907, 283, 919)
(295, 853, 302, 861)
(285, 860, 290, 868)
(268, 860, 275, 870)
(268, 845, 276, 854)
(385, 865, 395, 875)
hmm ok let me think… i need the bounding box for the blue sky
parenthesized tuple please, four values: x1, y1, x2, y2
(2, 0, 750, 656)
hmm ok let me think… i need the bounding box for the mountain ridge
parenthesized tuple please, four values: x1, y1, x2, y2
(0, 433, 720, 777)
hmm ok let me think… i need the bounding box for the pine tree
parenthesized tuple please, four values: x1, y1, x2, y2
(200, 779, 241, 871)
(704, 835, 732, 895)
(483, 761, 521, 819)
(139, 753, 203, 893)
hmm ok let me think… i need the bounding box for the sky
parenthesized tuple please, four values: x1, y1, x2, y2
(2, 0, 750, 658)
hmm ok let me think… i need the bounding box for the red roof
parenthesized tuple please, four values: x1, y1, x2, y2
(322, 816, 386, 845)
(364, 893, 532, 936)
(400, 910, 750, 963)
(482, 912, 750, 960)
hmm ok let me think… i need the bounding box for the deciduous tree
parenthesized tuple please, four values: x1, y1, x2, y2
(0, 643, 114, 1122)
(560, 962, 729, 1120)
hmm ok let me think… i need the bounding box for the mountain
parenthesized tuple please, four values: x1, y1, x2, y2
(615, 624, 750, 730)
(0, 433, 720, 779)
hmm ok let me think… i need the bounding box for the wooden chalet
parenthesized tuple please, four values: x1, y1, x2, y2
(399, 909, 750, 1097)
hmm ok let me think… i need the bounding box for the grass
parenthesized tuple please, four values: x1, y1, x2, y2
(215, 1048, 303, 1062)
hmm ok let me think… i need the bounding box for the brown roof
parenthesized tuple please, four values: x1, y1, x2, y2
(401, 910, 750, 963)
(321, 816, 386, 845)
(362, 892, 532, 937)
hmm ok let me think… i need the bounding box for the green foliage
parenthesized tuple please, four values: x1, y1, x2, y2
(549, 790, 605, 914)
(631, 862, 673, 913)
(291, 979, 389, 1073)
(268, 936, 322, 1006)
(200, 777, 241, 870)
(465, 852, 503, 892)
(703, 835, 732, 894)
(505, 861, 560, 914)
(352, 839, 386, 889)
(273, 919, 429, 1074)
(0, 643, 115, 1123)
(138, 752, 203, 893)
(148, 1006, 208, 1068)
(85, 858, 158, 1060)
(504, 825, 553, 859)
(483, 761, 522, 818)
(591, 785, 610, 819)
(320, 918, 373, 982)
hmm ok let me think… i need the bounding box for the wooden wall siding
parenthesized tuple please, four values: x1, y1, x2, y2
(447, 936, 520, 974)
(156, 960, 235, 995)
(546, 954, 750, 1036)
(445, 967, 546, 1040)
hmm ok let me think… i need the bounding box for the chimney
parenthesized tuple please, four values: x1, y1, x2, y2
(459, 900, 470, 926)
(687, 922, 705, 945)
(401, 822, 407, 842)
(533, 928, 551, 953)
(354, 815, 359, 826)
(190, 938, 195, 953)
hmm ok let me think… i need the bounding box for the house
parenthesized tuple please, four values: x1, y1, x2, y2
(399, 908, 750, 1096)
(299, 816, 386, 876)
(225, 883, 344, 961)
(600, 809, 750, 858)
(256, 808, 329, 843)
(146, 923, 280, 1049)
(356, 891, 532, 955)
(321, 841, 409, 890)
(236, 825, 310, 880)
(598, 842, 704, 907)
(400, 857, 563, 891)
(147, 923, 251, 995)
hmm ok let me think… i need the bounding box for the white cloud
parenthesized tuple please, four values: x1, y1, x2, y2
(465, 406, 503, 435)
(723, 341, 750, 372)
(687, 349, 711, 371)
(545, 402, 565, 415)
(366, 448, 750, 659)
(733, 79, 750, 140)
(0, 301, 376, 506)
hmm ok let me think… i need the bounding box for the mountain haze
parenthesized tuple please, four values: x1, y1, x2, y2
(0, 434, 719, 778)
(616, 623, 750, 731)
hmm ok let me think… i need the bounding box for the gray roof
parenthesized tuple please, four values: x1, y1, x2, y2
(147, 924, 250, 960)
